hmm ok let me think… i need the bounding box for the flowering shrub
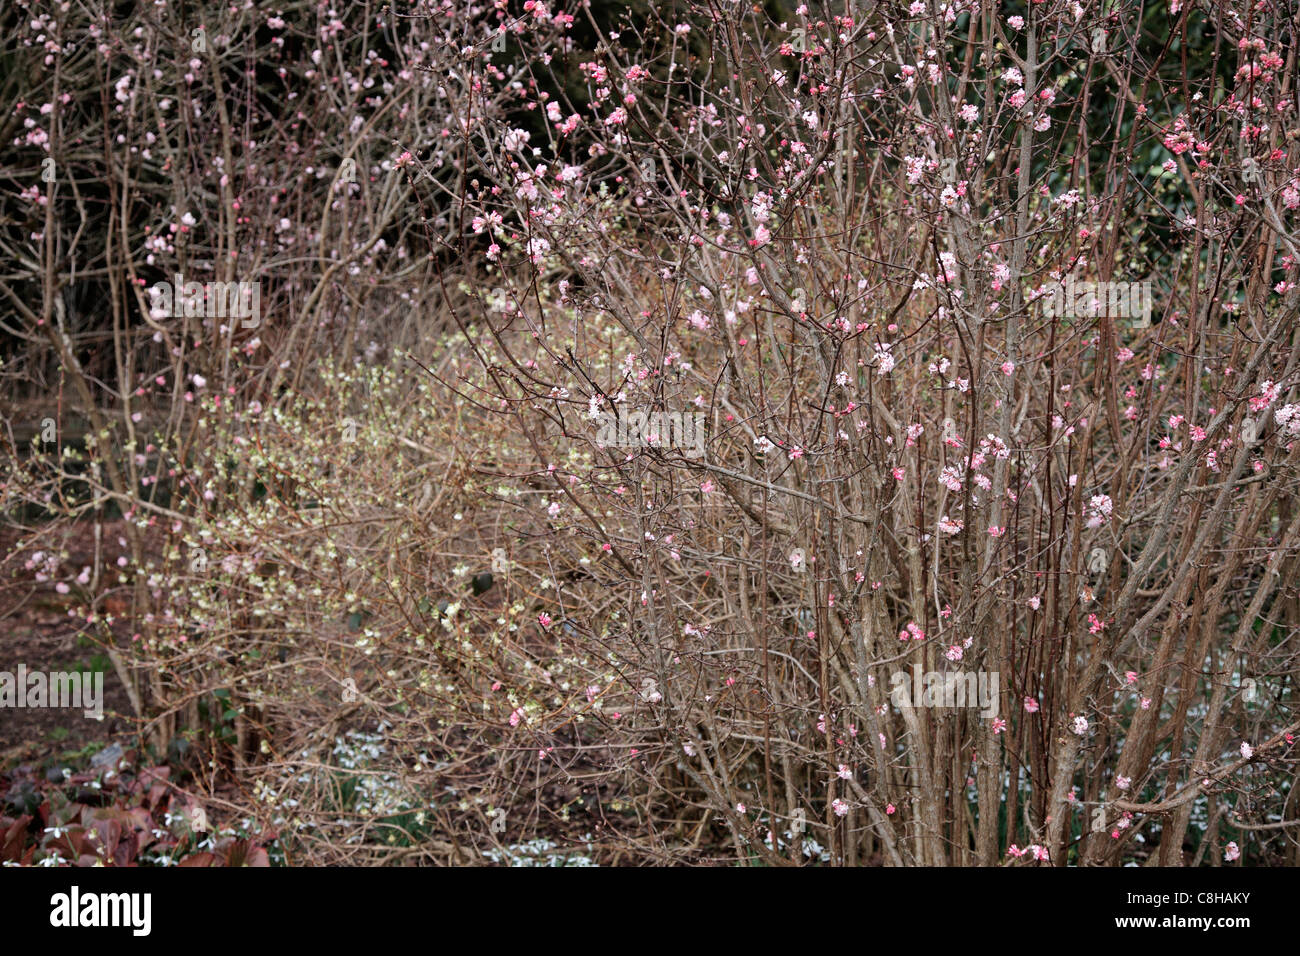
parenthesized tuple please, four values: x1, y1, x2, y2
(3, 0, 1300, 865)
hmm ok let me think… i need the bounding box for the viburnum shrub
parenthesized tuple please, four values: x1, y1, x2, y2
(432, 0, 1300, 866)
(3, 0, 1300, 865)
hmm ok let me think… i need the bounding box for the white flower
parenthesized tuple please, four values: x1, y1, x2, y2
(526, 237, 550, 264)
(1071, 716, 1089, 735)
(1275, 404, 1300, 437)
(1085, 494, 1113, 528)
(874, 344, 895, 375)
(1240, 741, 1254, 759)
(938, 515, 963, 535)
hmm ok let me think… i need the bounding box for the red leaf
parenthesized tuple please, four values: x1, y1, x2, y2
(1, 815, 32, 863)
(245, 846, 271, 867)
